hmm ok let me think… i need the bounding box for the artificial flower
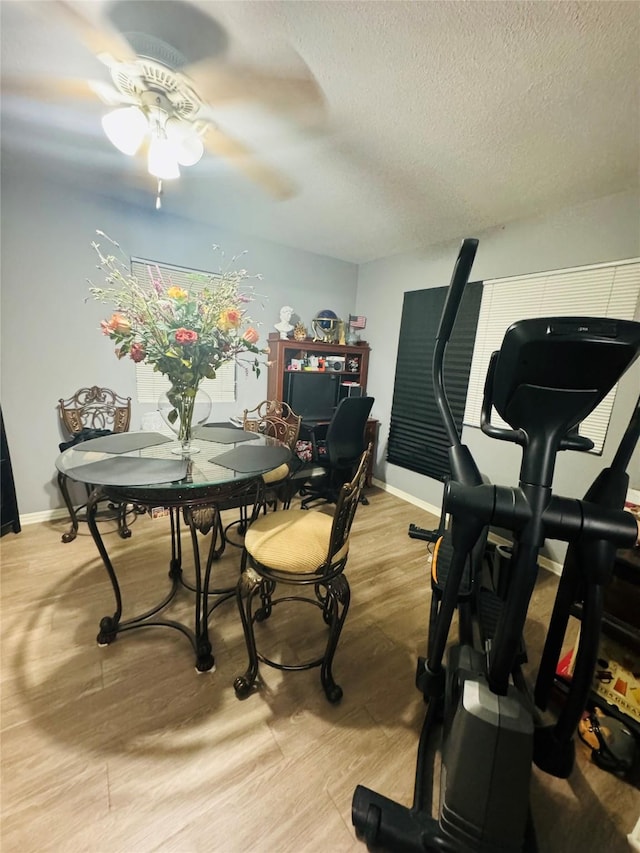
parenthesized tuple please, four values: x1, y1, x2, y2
(167, 286, 188, 300)
(89, 233, 266, 398)
(175, 328, 199, 345)
(129, 342, 146, 363)
(242, 327, 260, 345)
(218, 308, 242, 331)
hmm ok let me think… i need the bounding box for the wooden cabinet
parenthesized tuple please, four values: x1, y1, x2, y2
(266, 334, 377, 487)
(266, 334, 371, 403)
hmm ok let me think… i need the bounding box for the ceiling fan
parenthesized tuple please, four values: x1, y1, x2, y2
(6, 0, 326, 204)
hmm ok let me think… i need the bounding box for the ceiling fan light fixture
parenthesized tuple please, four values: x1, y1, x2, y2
(148, 136, 181, 180)
(166, 118, 204, 167)
(101, 106, 147, 156)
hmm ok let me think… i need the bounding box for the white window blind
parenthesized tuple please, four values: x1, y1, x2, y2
(130, 257, 236, 404)
(463, 259, 640, 453)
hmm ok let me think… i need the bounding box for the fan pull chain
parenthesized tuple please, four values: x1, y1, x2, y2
(155, 180, 163, 210)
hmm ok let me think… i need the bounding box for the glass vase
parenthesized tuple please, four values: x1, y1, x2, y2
(159, 385, 212, 455)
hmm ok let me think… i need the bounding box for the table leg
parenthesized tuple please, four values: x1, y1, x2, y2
(88, 494, 240, 672)
(88, 493, 203, 667)
(58, 471, 79, 543)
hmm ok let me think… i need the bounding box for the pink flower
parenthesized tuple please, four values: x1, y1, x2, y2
(175, 328, 198, 345)
(129, 342, 146, 363)
(242, 327, 260, 344)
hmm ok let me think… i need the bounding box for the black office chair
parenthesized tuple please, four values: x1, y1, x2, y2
(300, 396, 374, 509)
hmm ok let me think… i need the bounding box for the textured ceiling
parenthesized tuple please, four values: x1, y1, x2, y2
(1, 0, 638, 263)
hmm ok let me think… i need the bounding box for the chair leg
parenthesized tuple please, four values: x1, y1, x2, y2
(319, 575, 351, 703)
(234, 566, 263, 699)
(117, 502, 132, 539)
(256, 578, 276, 622)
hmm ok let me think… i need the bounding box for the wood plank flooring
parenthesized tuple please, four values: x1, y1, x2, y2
(1, 488, 638, 852)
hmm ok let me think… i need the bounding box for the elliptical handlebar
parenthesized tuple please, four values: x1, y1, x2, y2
(432, 238, 479, 449)
(435, 238, 480, 348)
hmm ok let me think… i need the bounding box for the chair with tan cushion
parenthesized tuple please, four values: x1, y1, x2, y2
(243, 399, 302, 502)
(233, 444, 371, 704)
(224, 400, 303, 546)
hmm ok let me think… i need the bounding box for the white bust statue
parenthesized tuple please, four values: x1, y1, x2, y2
(275, 305, 294, 339)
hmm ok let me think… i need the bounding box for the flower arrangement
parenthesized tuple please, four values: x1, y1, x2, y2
(89, 232, 266, 449)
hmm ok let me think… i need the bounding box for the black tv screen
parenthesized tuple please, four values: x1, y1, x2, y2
(285, 372, 340, 420)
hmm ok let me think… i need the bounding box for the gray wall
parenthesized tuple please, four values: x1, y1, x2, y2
(2, 143, 638, 538)
(0, 153, 358, 515)
(358, 189, 640, 561)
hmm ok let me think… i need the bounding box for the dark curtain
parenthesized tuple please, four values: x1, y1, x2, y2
(387, 282, 482, 481)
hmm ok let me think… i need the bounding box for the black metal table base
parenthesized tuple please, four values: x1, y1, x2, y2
(58, 471, 139, 543)
(87, 485, 255, 672)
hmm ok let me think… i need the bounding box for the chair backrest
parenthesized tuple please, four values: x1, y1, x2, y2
(327, 443, 372, 563)
(325, 396, 374, 467)
(243, 399, 302, 450)
(58, 386, 131, 436)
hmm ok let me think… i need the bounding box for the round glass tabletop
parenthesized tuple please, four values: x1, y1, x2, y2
(55, 428, 291, 492)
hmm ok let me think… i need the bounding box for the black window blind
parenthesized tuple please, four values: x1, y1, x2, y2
(388, 282, 482, 481)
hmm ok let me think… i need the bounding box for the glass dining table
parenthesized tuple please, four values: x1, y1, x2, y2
(55, 425, 291, 672)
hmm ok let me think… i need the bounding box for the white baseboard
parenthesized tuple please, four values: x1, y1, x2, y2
(18, 508, 69, 526)
(370, 477, 443, 519)
(371, 477, 562, 576)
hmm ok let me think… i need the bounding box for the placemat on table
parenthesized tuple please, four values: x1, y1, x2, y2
(67, 456, 188, 486)
(71, 431, 172, 454)
(212, 445, 290, 474)
(193, 426, 259, 444)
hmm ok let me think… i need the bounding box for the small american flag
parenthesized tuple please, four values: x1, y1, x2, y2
(349, 314, 367, 329)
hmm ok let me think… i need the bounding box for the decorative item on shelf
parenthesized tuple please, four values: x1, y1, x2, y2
(89, 231, 266, 456)
(275, 305, 294, 339)
(293, 321, 308, 341)
(347, 313, 367, 344)
(312, 309, 339, 342)
(158, 386, 212, 454)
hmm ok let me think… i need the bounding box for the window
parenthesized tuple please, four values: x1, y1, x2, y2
(387, 283, 482, 481)
(130, 258, 236, 404)
(464, 259, 640, 453)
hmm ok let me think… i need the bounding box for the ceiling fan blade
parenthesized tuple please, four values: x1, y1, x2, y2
(2, 76, 102, 102)
(43, 0, 139, 64)
(203, 126, 296, 200)
(183, 59, 326, 122)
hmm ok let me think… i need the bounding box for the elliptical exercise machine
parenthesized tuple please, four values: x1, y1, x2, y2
(352, 238, 640, 852)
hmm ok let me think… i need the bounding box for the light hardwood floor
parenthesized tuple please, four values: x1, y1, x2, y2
(1, 489, 638, 852)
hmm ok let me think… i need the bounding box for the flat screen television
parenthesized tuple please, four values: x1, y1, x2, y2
(285, 372, 340, 421)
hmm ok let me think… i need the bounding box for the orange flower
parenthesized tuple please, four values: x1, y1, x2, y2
(167, 286, 188, 300)
(102, 312, 131, 335)
(218, 308, 242, 331)
(242, 327, 260, 345)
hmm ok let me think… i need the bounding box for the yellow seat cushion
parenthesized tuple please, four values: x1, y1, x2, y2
(245, 509, 348, 574)
(261, 462, 290, 485)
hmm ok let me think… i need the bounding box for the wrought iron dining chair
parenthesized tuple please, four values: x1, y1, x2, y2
(57, 386, 136, 543)
(233, 444, 371, 703)
(223, 400, 303, 546)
